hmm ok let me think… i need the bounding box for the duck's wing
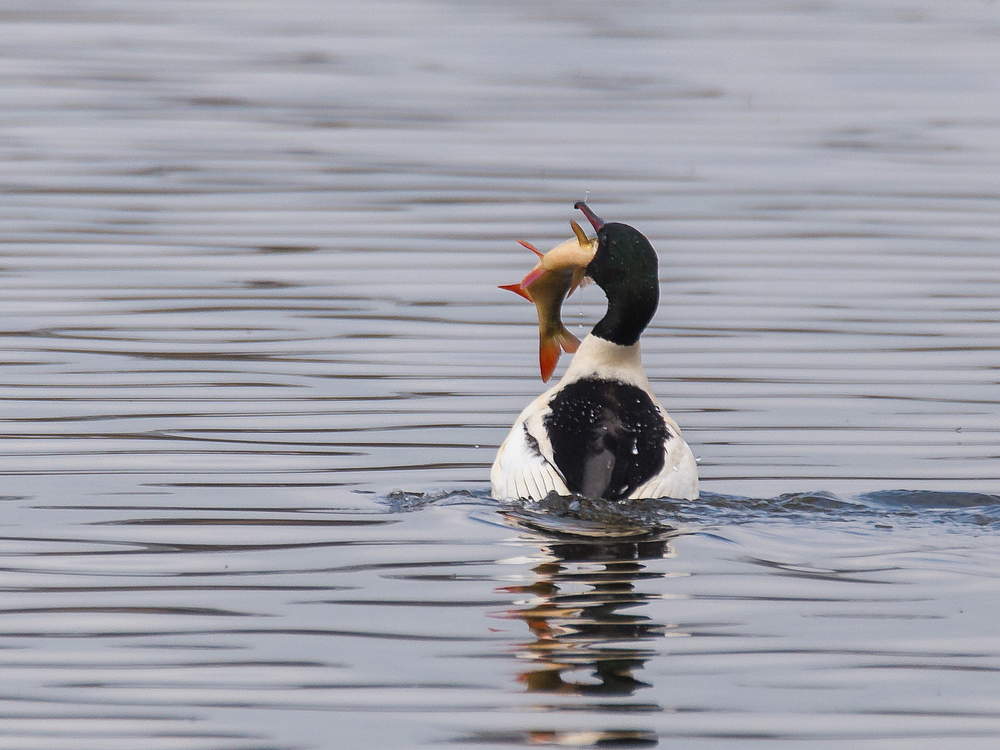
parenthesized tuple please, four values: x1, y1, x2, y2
(629, 410, 699, 500)
(490, 399, 569, 501)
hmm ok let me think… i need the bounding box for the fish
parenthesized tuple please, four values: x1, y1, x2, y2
(500, 220, 598, 382)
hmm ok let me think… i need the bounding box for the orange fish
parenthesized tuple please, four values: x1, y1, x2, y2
(500, 221, 598, 381)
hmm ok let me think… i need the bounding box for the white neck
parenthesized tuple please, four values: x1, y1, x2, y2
(558, 334, 652, 391)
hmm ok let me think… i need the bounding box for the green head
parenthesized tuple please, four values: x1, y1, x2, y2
(575, 201, 660, 346)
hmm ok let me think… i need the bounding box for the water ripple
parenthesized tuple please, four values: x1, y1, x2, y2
(3, 0, 1000, 747)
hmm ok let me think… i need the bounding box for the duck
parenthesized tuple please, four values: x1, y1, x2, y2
(491, 201, 698, 502)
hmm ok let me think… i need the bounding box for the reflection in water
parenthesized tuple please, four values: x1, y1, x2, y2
(493, 534, 674, 747)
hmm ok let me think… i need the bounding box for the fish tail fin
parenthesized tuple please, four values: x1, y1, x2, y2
(539, 337, 561, 382)
(557, 327, 581, 354)
(539, 326, 581, 382)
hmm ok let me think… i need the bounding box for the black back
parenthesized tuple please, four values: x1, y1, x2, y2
(544, 377, 670, 500)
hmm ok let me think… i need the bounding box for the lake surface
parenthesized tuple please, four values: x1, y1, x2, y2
(1, 1, 999, 747)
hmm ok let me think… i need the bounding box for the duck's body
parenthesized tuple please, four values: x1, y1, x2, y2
(491, 202, 698, 502)
(491, 335, 698, 500)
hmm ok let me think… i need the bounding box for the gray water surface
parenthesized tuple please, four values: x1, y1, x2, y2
(2, 1, 1000, 748)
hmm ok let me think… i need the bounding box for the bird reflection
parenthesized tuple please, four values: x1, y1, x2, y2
(499, 537, 671, 701)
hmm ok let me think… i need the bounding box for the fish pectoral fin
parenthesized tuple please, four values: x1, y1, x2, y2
(517, 239, 544, 259)
(568, 268, 591, 296)
(499, 282, 532, 301)
(519, 265, 546, 289)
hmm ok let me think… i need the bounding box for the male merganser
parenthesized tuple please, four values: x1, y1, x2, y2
(491, 201, 699, 502)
